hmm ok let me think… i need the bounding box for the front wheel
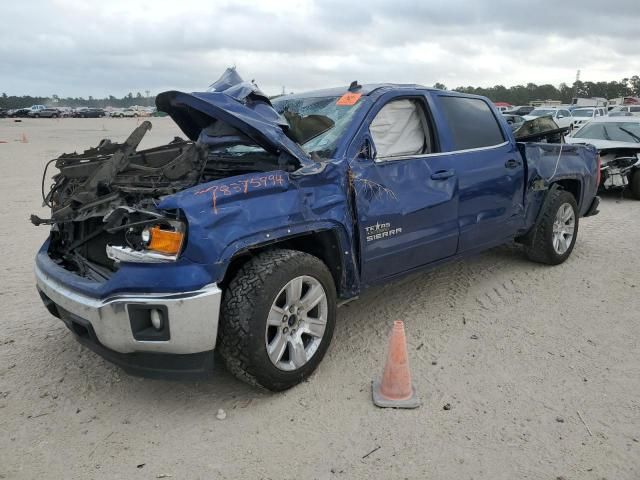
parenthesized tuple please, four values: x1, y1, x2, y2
(218, 249, 336, 391)
(525, 189, 579, 265)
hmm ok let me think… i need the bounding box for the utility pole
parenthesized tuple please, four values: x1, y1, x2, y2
(572, 69, 581, 103)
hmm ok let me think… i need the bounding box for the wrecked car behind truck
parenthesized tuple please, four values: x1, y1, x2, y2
(34, 70, 600, 390)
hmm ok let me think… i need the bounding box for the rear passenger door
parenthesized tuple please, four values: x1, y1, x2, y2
(349, 92, 460, 283)
(435, 95, 525, 252)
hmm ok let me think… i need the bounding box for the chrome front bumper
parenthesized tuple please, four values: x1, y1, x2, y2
(35, 264, 222, 355)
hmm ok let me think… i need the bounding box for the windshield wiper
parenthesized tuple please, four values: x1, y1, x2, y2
(618, 127, 640, 143)
(602, 126, 612, 141)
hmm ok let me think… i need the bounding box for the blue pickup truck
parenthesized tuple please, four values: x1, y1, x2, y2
(33, 70, 600, 390)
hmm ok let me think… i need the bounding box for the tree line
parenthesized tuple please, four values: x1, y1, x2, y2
(2, 76, 640, 110)
(0, 92, 156, 109)
(441, 76, 640, 105)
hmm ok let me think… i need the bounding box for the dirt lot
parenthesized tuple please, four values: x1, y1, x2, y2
(0, 117, 638, 479)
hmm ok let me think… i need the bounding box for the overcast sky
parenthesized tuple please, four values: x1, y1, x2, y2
(2, 0, 639, 98)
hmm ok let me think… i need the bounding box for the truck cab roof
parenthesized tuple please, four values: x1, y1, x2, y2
(277, 83, 433, 101)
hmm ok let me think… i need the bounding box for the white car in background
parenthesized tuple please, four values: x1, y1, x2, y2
(570, 107, 607, 129)
(566, 117, 640, 199)
(609, 105, 640, 117)
(110, 108, 139, 118)
(523, 107, 574, 129)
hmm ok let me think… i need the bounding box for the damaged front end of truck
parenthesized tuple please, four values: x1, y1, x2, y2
(32, 69, 359, 294)
(31, 122, 208, 279)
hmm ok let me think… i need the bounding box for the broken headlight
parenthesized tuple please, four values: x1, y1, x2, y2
(106, 219, 186, 263)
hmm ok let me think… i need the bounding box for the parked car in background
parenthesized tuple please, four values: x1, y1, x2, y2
(0, 108, 8, 118)
(566, 117, 640, 199)
(29, 107, 62, 118)
(29, 105, 47, 114)
(502, 113, 526, 130)
(56, 107, 73, 118)
(571, 107, 607, 129)
(32, 71, 600, 390)
(524, 107, 573, 129)
(608, 105, 640, 117)
(111, 108, 140, 118)
(74, 107, 106, 118)
(8, 108, 31, 118)
(494, 102, 513, 113)
(505, 105, 535, 116)
(608, 111, 634, 117)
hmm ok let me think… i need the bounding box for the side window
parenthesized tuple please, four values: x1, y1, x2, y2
(630, 106, 640, 113)
(370, 98, 434, 160)
(438, 96, 505, 151)
(559, 109, 570, 117)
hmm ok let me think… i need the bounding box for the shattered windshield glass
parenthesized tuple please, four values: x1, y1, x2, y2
(573, 122, 640, 143)
(273, 96, 365, 157)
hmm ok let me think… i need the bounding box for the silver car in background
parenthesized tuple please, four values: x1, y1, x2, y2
(566, 117, 640, 198)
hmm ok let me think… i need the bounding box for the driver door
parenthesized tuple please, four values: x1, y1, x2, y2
(349, 94, 459, 284)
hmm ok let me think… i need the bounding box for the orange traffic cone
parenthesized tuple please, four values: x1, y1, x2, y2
(372, 320, 420, 408)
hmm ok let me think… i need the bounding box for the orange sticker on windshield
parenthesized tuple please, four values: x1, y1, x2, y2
(336, 92, 362, 106)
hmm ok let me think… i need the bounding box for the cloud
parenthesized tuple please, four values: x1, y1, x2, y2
(1, 0, 639, 97)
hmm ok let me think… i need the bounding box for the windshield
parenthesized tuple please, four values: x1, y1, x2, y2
(572, 108, 594, 117)
(573, 122, 640, 143)
(272, 95, 364, 157)
(529, 109, 555, 117)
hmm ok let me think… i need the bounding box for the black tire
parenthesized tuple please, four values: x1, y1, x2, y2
(630, 170, 640, 200)
(218, 249, 337, 391)
(525, 189, 579, 265)
(34, 114, 40, 118)
(52, 113, 58, 118)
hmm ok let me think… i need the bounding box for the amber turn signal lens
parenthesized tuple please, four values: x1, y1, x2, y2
(147, 227, 184, 255)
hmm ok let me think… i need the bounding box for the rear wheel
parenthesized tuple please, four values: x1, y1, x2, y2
(630, 170, 640, 200)
(525, 189, 579, 265)
(218, 249, 336, 391)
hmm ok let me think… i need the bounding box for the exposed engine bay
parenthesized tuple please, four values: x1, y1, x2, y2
(31, 121, 297, 280)
(599, 148, 640, 190)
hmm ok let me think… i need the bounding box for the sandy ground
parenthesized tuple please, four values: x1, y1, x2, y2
(0, 117, 639, 480)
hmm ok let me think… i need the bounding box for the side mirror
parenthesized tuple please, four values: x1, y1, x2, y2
(557, 114, 564, 119)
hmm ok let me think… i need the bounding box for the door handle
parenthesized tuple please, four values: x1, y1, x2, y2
(430, 169, 455, 180)
(505, 159, 521, 169)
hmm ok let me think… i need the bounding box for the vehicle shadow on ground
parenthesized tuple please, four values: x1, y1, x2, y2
(32, 241, 534, 407)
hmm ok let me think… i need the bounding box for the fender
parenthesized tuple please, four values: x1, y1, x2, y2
(518, 183, 560, 246)
(217, 221, 360, 298)
(157, 163, 361, 297)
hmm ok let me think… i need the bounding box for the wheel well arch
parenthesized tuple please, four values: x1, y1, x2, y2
(551, 178, 582, 208)
(219, 229, 347, 297)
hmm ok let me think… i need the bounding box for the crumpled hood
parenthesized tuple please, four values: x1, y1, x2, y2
(156, 68, 313, 166)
